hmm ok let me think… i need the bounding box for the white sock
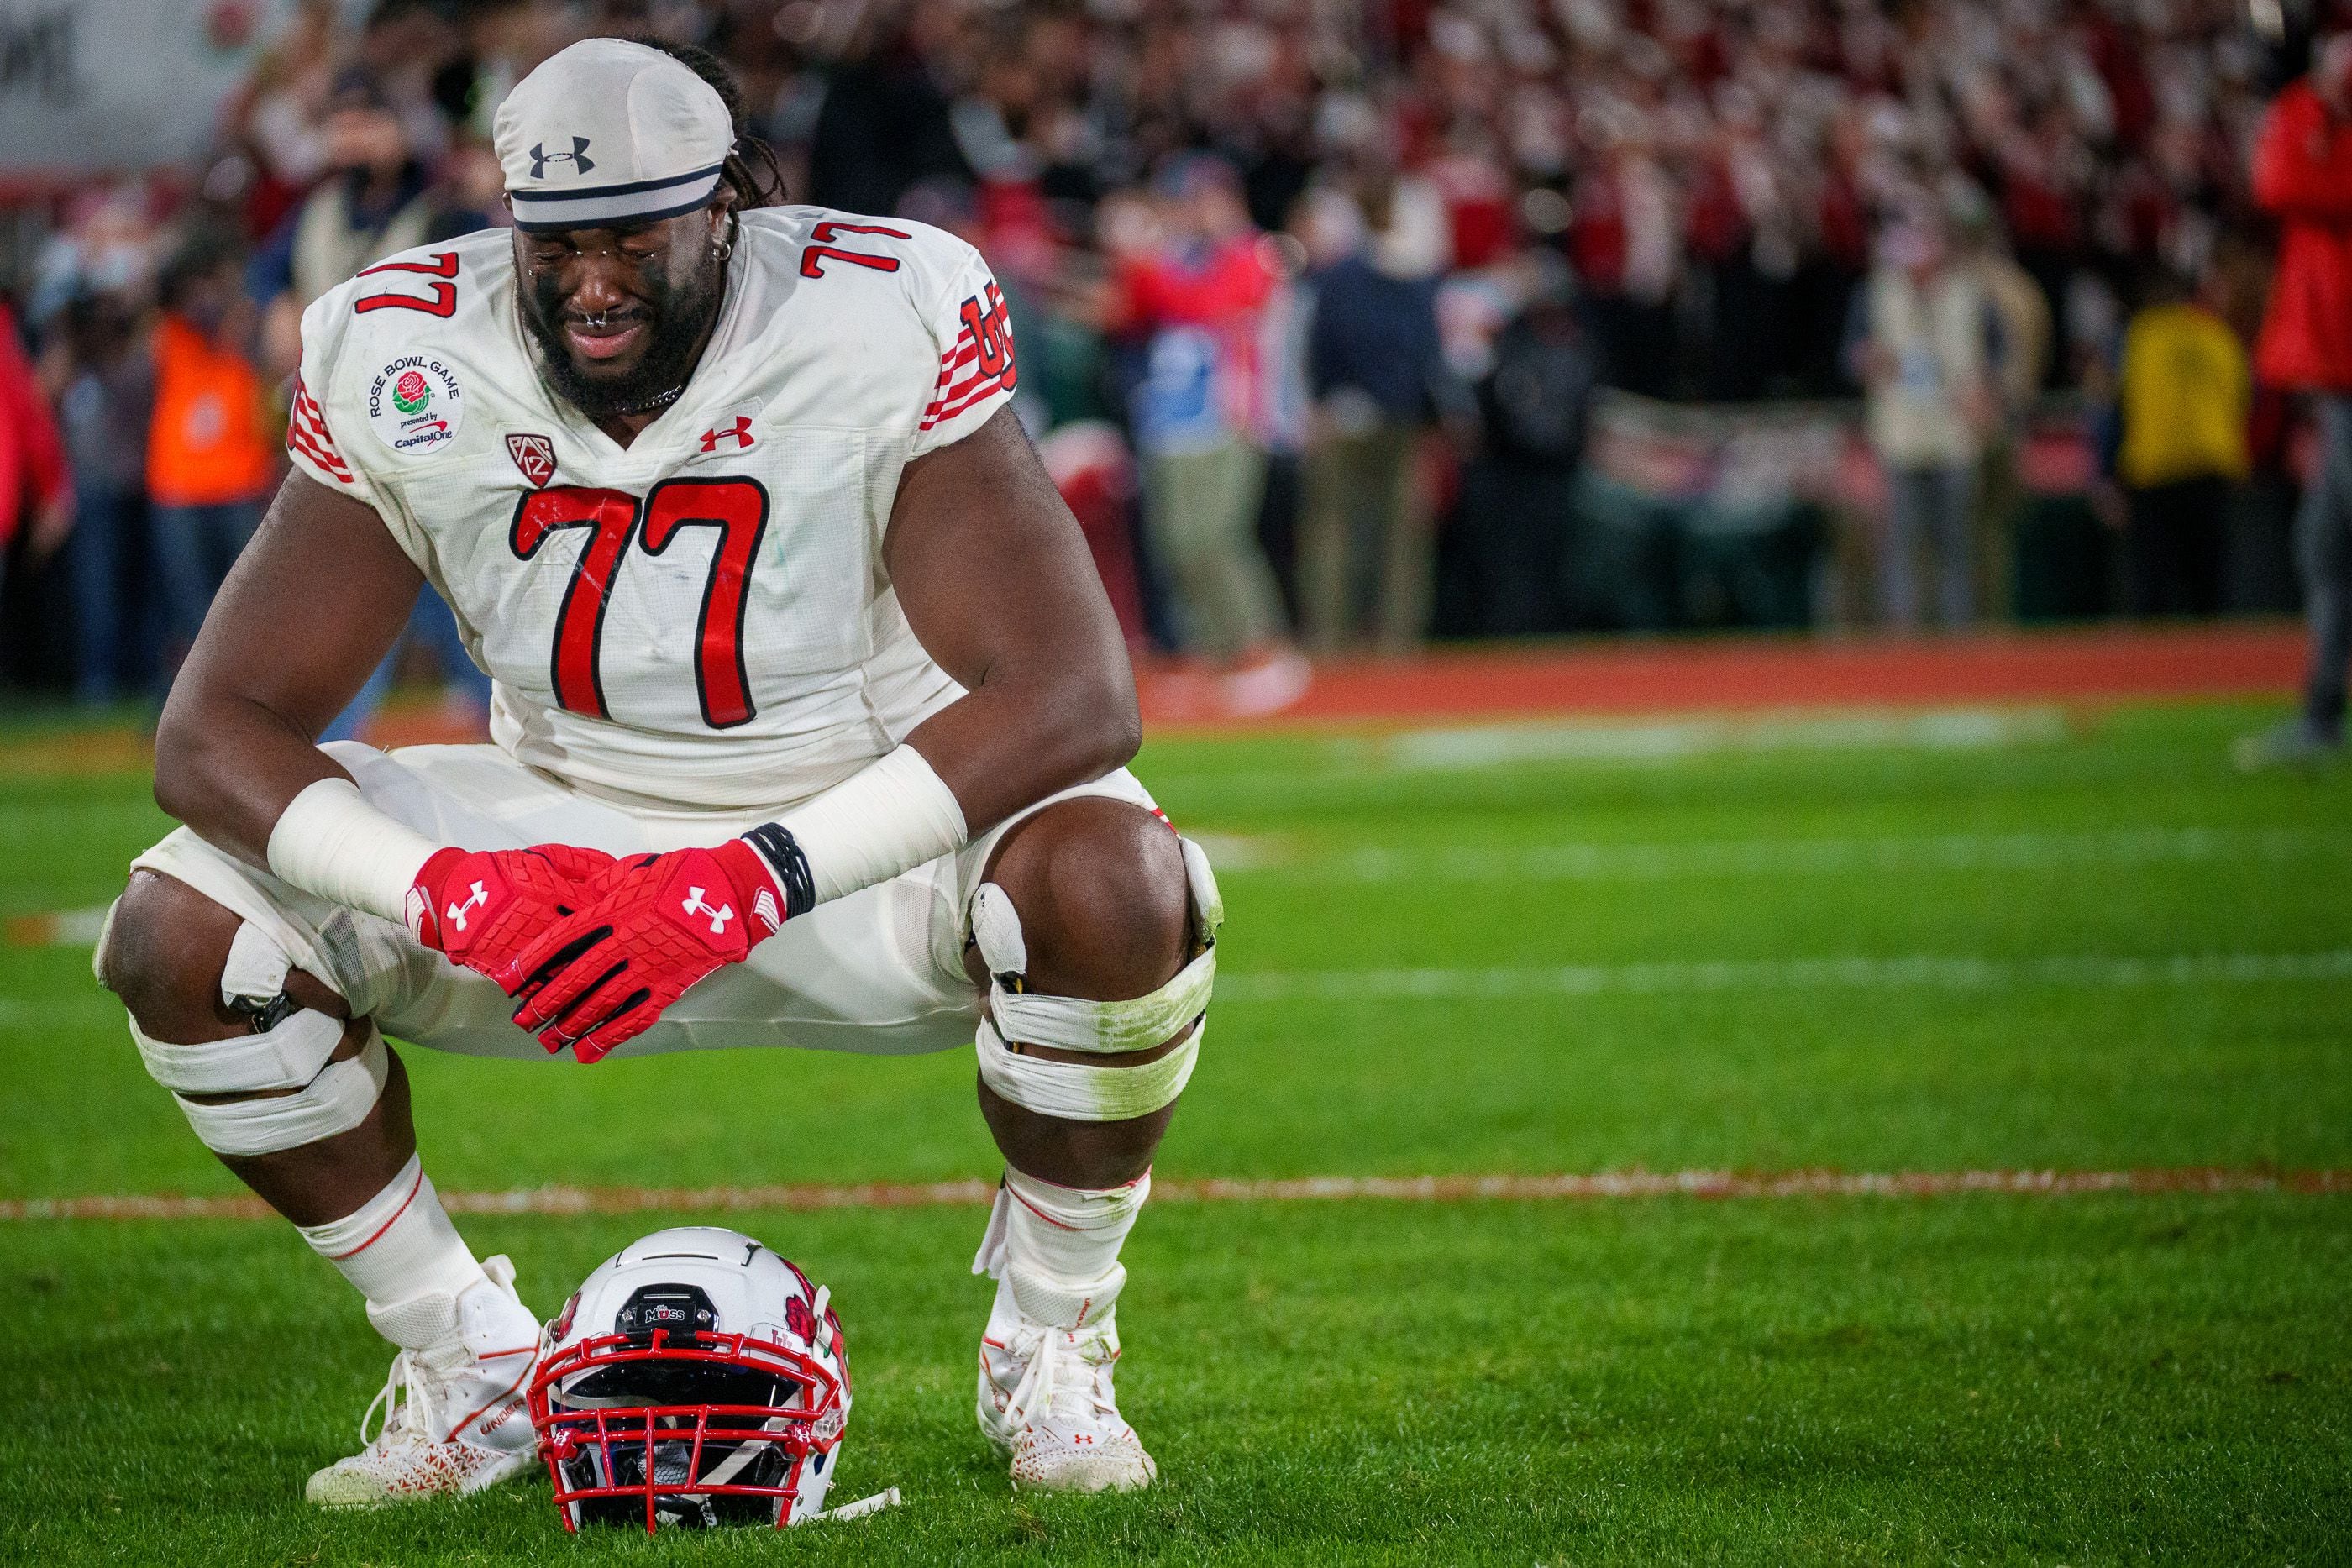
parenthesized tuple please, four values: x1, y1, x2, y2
(1000, 1166, 1151, 1288)
(296, 1154, 485, 1314)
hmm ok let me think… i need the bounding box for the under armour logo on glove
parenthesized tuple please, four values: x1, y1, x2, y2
(447, 881, 491, 932)
(407, 844, 618, 994)
(528, 137, 595, 178)
(680, 887, 733, 936)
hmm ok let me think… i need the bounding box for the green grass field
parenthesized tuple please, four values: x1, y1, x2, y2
(3, 698, 2348, 1564)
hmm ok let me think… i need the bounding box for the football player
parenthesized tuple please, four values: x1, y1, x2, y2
(96, 39, 1215, 1507)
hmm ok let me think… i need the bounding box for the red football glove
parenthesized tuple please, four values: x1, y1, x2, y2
(406, 844, 617, 991)
(507, 837, 795, 1062)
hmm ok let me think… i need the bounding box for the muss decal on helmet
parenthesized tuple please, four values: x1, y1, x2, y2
(616, 1283, 720, 1344)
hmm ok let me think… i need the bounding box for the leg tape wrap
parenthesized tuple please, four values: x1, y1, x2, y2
(171, 1025, 389, 1157)
(131, 1007, 347, 1094)
(968, 833, 1223, 1056)
(976, 1015, 1202, 1121)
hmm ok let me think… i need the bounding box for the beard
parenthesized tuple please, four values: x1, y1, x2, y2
(519, 255, 726, 422)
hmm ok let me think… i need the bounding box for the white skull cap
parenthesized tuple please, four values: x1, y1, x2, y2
(493, 38, 732, 233)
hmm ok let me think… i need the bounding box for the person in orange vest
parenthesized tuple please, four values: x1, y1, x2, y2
(147, 235, 275, 687)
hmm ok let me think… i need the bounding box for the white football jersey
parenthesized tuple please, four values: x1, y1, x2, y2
(286, 208, 1021, 809)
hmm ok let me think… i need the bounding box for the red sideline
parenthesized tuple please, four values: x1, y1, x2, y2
(1136, 622, 2307, 732)
(3, 1167, 2345, 1222)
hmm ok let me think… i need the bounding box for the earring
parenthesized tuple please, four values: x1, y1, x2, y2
(712, 216, 735, 261)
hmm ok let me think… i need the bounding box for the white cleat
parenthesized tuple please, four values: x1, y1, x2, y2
(976, 1266, 1156, 1493)
(306, 1255, 543, 1508)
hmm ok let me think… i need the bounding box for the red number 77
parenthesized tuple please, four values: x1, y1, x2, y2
(801, 222, 910, 280)
(354, 252, 459, 317)
(509, 480, 770, 728)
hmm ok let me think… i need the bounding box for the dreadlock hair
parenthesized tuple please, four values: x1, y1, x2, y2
(633, 37, 787, 210)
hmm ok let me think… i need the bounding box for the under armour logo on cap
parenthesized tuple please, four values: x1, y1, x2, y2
(494, 38, 732, 233)
(528, 137, 595, 179)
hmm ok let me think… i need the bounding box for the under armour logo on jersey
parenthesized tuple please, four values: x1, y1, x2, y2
(528, 138, 595, 179)
(681, 887, 734, 936)
(447, 881, 491, 931)
(698, 416, 754, 454)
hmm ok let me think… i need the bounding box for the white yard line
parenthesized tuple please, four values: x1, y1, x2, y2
(1215, 949, 2352, 1003)
(1306, 827, 2349, 882)
(1374, 705, 2071, 770)
(3, 1167, 2344, 1221)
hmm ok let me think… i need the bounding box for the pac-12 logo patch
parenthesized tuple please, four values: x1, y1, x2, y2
(366, 354, 464, 456)
(506, 433, 556, 487)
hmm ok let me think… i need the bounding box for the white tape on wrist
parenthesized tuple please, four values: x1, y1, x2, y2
(265, 777, 442, 924)
(772, 744, 969, 906)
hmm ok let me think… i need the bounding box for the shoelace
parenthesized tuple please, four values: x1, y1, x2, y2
(356, 1349, 443, 1455)
(1001, 1323, 1118, 1434)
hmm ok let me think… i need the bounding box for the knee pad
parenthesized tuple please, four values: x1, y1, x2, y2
(129, 920, 385, 1156)
(968, 835, 1221, 1122)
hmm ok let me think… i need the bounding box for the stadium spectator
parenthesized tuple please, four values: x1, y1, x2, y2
(2241, 31, 2352, 766)
(146, 235, 275, 687)
(249, 68, 470, 380)
(1457, 251, 1599, 637)
(1110, 155, 1305, 711)
(0, 298, 73, 600)
(803, 0, 974, 216)
(0, 0, 2332, 698)
(48, 291, 156, 704)
(1954, 189, 2052, 621)
(1851, 216, 1992, 630)
(242, 65, 500, 741)
(250, 64, 428, 298)
(1299, 169, 1449, 655)
(1567, 109, 1683, 400)
(2105, 265, 2250, 618)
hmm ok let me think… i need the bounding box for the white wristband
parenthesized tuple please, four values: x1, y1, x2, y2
(771, 744, 969, 906)
(265, 777, 443, 925)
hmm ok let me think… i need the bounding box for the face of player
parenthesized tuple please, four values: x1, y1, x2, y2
(513, 203, 731, 422)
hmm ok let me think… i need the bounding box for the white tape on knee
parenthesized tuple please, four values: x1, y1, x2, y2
(130, 1007, 346, 1095)
(90, 897, 118, 988)
(976, 1015, 1201, 1121)
(219, 920, 294, 1012)
(171, 1025, 389, 1157)
(985, 942, 1217, 1054)
(969, 832, 1224, 1056)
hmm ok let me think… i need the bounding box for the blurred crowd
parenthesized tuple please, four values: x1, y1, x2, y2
(3, 0, 2349, 716)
